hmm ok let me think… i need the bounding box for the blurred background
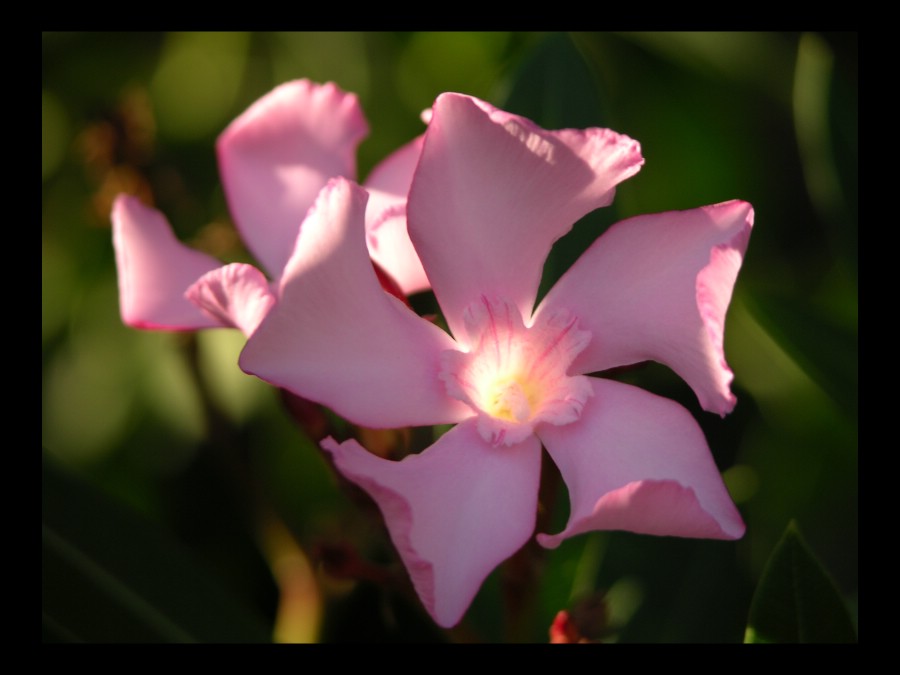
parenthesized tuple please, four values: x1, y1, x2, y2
(42, 31, 857, 642)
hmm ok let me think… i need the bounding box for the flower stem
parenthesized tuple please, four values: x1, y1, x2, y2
(501, 448, 562, 642)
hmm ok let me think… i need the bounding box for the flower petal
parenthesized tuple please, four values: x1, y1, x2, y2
(239, 178, 469, 428)
(364, 135, 430, 295)
(111, 194, 224, 331)
(536, 378, 745, 549)
(407, 93, 643, 341)
(185, 263, 276, 337)
(322, 418, 542, 628)
(535, 200, 754, 416)
(217, 80, 368, 278)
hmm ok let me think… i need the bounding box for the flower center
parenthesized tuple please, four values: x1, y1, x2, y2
(440, 296, 593, 446)
(484, 377, 536, 423)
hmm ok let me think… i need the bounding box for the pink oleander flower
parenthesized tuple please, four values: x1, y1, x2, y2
(240, 93, 752, 628)
(112, 79, 429, 337)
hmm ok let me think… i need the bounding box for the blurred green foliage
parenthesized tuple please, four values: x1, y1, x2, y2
(42, 31, 857, 642)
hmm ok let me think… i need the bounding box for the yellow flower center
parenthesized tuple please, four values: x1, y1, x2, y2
(484, 377, 538, 423)
(440, 296, 593, 446)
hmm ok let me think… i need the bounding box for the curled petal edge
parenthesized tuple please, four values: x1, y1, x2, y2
(695, 203, 754, 415)
(185, 263, 277, 337)
(537, 479, 746, 549)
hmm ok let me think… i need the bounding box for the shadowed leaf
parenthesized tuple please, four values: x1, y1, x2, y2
(745, 521, 856, 643)
(42, 454, 271, 643)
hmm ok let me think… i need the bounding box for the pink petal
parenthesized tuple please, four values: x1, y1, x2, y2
(217, 80, 368, 279)
(364, 135, 430, 295)
(407, 93, 643, 341)
(322, 418, 542, 628)
(185, 263, 276, 337)
(111, 194, 225, 331)
(535, 200, 754, 416)
(536, 378, 745, 549)
(239, 178, 469, 428)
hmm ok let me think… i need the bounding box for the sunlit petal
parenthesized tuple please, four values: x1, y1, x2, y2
(217, 80, 368, 278)
(240, 178, 469, 427)
(536, 201, 754, 415)
(408, 93, 643, 339)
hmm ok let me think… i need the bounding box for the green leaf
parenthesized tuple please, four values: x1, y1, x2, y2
(42, 455, 271, 643)
(743, 289, 857, 421)
(745, 521, 856, 643)
(499, 32, 609, 130)
(793, 32, 858, 284)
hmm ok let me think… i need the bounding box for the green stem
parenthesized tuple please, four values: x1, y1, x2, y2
(501, 448, 561, 642)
